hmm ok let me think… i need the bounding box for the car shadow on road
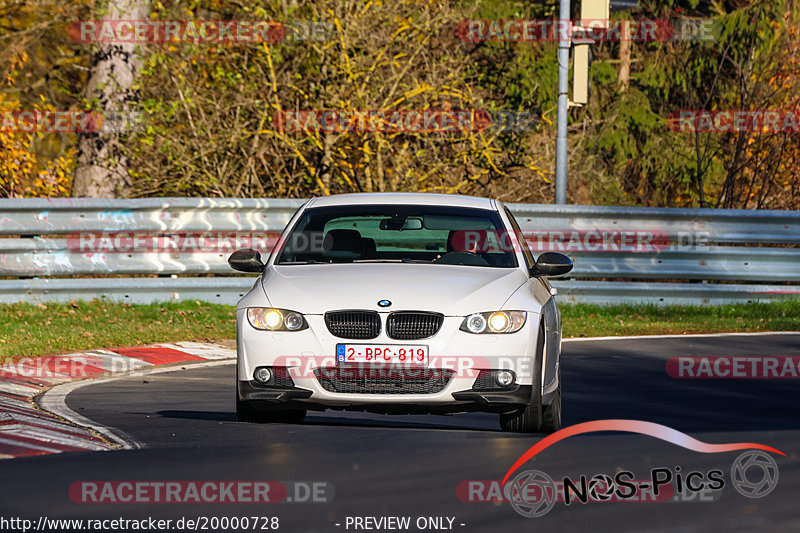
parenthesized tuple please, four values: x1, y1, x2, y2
(156, 410, 237, 422)
(300, 412, 503, 432)
(155, 409, 503, 432)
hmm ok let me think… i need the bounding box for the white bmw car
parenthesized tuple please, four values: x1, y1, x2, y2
(230, 193, 572, 432)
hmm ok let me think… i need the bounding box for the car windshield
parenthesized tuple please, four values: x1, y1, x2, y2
(275, 204, 518, 268)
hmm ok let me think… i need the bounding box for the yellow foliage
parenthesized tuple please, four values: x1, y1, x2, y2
(0, 93, 74, 198)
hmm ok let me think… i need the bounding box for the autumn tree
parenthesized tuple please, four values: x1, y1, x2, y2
(72, 0, 150, 197)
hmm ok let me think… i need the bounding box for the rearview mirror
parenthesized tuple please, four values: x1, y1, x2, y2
(228, 248, 265, 273)
(401, 217, 423, 230)
(379, 216, 423, 230)
(531, 252, 573, 277)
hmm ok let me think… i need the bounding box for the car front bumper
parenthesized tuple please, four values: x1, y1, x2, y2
(237, 379, 537, 415)
(237, 309, 556, 410)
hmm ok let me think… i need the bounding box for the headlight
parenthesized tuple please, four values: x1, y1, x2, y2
(465, 314, 487, 333)
(247, 308, 308, 331)
(460, 311, 526, 334)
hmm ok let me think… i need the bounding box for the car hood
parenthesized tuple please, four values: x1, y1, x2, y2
(261, 263, 528, 315)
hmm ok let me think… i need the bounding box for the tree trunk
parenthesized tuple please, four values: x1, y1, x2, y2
(72, 0, 148, 198)
(320, 131, 333, 194)
(617, 22, 631, 92)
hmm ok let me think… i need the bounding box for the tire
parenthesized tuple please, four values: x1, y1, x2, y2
(499, 321, 545, 433)
(236, 393, 268, 423)
(541, 390, 561, 434)
(541, 354, 562, 434)
(235, 363, 265, 422)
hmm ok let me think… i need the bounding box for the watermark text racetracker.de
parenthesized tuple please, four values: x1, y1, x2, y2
(667, 356, 800, 378)
(456, 18, 717, 42)
(1, 110, 101, 133)
(65, 228, 712, 255)
(273, 109, 539, 134)
(0, 354, 129, 380)
(667, 110, 800, 133)
(272, 354, 536, 382)
(1, 110, 148, 134)
(70, 480, 333, 504)
(0, 481, 329, 532)
(69, 19, 333, 44)
(67, 231, 280, 254)
(0, 515, 280, 532)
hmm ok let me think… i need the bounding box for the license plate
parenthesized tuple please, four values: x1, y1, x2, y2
(336, 344, 428, 366)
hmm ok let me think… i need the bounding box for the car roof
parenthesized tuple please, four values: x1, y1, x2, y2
(305, 192, 496, 210)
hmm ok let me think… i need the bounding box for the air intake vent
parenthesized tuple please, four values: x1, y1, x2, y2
(313, 367, 454, 394)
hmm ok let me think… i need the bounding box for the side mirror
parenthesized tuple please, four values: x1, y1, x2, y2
(228, 248, 265, 273)
(531, 252, 573, 277)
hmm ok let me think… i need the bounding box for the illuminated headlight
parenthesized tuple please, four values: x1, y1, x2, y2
(489, 312, 509, 332)
(247, 308, 308, 331)
(460, 311, 526, 334)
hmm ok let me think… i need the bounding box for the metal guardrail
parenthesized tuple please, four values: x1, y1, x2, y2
(1, 277, 796, 307)
(0, 198, 798, 305)
(3, 238, 799, 282)
(508, 204, 800, 244)
(0, 198, 304, 235)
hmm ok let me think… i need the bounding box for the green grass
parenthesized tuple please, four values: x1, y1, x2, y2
(0, 300, 235, 360)
(1, 299, 798, 360)
(561, 299, 800, 338)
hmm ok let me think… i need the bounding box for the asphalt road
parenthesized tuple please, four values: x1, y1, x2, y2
(1, 333, 799, 532)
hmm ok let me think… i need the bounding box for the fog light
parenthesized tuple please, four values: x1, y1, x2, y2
(254, 367, 272, 384)
(496, 370, 515, 387)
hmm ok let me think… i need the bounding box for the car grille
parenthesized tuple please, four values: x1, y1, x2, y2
(313, 367, 454, 394)
(324, 311, 381, 339)
(270, 367, 296, 388)
(386, 312, 444, 340)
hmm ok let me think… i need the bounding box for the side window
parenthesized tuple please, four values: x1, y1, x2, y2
(504, 208, 535, 269)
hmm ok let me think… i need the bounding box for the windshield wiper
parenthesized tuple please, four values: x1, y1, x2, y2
(277, 259, 320, 265)
(351, 258, 431, 263)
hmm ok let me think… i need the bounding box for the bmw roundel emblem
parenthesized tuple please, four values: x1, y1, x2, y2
(378, 299, 392, 308)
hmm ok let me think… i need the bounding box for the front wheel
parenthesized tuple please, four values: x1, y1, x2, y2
(499, 322, 545, 433)
(499, 397, 542, 432)
(540, 389, 561, 434)
(541, 363, 562, 433)
(236, 394, 267, 423)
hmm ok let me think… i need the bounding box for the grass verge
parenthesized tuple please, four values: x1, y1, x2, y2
(0, 299, 798, 360)
(0, 300, 235, 360)
(561, 299, 800, 338)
